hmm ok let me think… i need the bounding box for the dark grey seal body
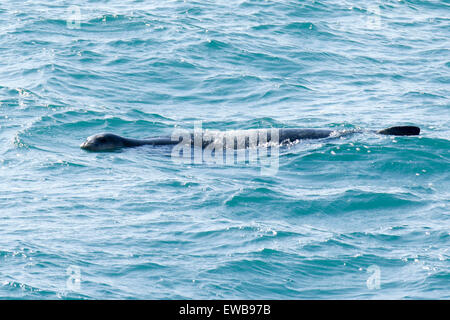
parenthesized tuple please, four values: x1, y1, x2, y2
(80, 133, 180, 151)
(80, 126, 420, 152)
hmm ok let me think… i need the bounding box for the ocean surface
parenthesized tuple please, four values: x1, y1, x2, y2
(0, 0, 449, 299)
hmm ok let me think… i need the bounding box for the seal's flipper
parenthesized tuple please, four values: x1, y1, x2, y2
(377, 126, 420, 136)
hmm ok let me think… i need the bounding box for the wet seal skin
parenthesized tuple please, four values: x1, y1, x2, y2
(80, 126, 420, 152)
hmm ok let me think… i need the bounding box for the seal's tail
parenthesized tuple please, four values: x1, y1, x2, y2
(377, 126, 420, 136)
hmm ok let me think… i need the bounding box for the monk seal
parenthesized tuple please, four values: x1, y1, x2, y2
(80, 126, 420, 152)
(80, 133, 180, 151)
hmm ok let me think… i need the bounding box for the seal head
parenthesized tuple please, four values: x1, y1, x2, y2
(80, 133, 127, 151)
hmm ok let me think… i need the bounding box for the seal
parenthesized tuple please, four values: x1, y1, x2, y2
(80, 126, 420, 152)
(80, 133, 180, 151)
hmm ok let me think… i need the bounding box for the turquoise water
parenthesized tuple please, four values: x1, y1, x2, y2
(0, 0, 449, 299)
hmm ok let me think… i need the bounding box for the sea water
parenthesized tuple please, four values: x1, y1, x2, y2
(0, 0, 449, 299)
